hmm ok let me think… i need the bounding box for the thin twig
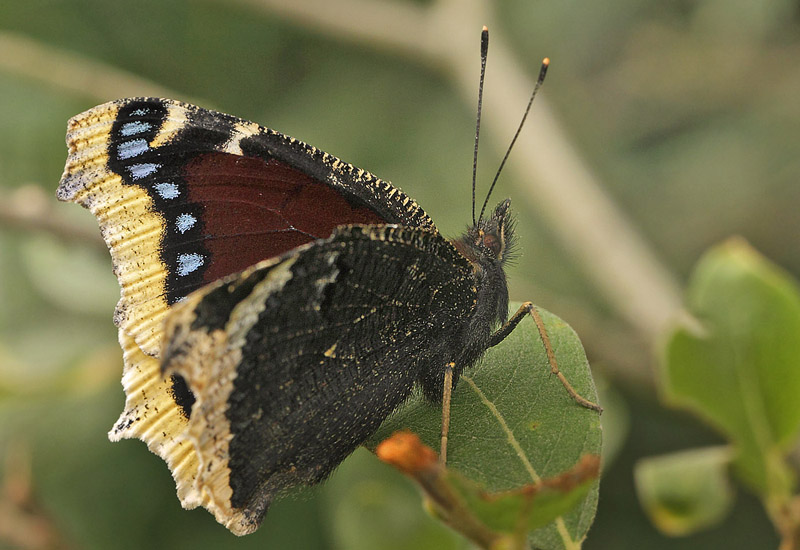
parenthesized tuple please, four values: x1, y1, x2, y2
(377, 432, 502, 549)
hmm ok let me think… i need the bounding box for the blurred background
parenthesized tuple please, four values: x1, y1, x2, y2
(0, 0, 797, 548)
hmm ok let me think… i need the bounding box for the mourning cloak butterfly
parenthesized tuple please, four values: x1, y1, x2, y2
(57, 33, 599, 536)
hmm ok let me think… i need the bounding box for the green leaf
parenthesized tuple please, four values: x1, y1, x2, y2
(662, 238, 800, 496)
(369, 303, 603, 550)
(449, 454, 600, 534)
(635, 446, 735, 536)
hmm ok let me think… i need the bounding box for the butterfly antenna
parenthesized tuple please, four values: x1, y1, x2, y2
(477, 57, 549, 224)
(472, 26, 489, 227)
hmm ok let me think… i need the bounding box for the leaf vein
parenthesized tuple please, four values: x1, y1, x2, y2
(462, 375, 580, 549)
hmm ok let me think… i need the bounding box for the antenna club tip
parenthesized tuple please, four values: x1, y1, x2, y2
(482, 25, 488, 32)
(542, 57, 550, 66)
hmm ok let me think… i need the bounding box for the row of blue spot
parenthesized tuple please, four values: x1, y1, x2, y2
(117, 111, 204, 278)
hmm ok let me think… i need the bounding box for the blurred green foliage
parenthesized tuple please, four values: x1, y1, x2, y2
(664, 240, 800, 495)
(635, 446, 734, 537)
(1, 0, 797, 548)
(652, 239, 800, 543)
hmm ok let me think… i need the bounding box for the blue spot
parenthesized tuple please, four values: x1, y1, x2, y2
(120, 121, 151, 136)
(176, 213, 197, 234)
(131, 108, 150, 116)
(154, 182, 180, 199)
(128, 163, 160, 180)
(117, 139, 149, 160)
(177, 253, 204, 276)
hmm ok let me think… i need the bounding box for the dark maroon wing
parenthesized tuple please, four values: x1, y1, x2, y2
(57, 97, 436, 357)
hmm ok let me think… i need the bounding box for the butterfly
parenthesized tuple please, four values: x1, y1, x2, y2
(57, 44, 599, 536)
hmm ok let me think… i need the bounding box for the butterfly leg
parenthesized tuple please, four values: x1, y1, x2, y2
(490, 302, 602, 413)
(439, 362, 455, 464)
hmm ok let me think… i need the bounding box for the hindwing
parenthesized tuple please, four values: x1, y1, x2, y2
(161, 224, 475, 534)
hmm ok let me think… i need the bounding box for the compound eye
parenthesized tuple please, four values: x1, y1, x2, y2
(482, 232, 502, 257)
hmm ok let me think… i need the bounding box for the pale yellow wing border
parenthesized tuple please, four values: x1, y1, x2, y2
(110, 329, 200, 506)
(58, 100, 172, 356)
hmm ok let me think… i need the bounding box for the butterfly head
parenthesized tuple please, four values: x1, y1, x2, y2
(458, 198, 517, 267)
(452, 198, 516, 327)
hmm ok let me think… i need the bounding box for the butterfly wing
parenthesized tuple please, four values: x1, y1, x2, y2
(56, 98, 437, 521)
(58, 98, 436, 356)
(161, 225, 475, 534)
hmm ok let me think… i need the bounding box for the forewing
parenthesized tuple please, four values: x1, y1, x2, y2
(57, 97, 435, 358)
(161, 225, 475, 535)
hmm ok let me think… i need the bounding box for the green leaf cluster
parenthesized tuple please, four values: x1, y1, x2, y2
(642, 239, 800, 538)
